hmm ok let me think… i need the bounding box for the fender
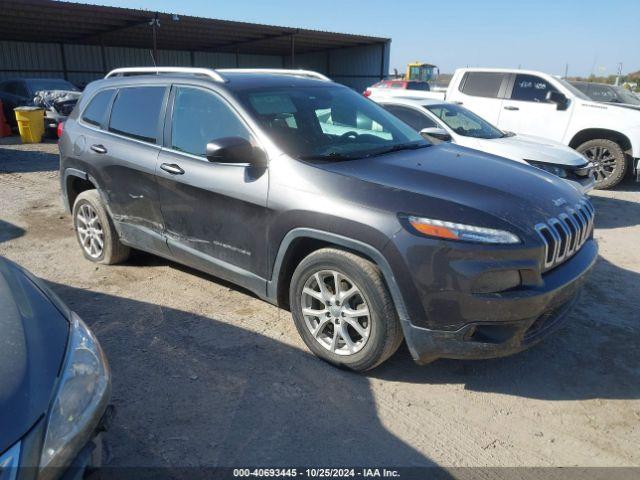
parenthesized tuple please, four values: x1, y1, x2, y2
(61, 167, 121, 235)
(267, 228, 420, 359)
(61, 167, 89, 212)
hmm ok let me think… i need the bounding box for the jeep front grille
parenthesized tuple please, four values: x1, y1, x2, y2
(535, 200, 595, 270)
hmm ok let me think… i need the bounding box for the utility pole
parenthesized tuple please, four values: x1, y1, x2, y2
(564, 63, 568, 79)
(615, 62, 623, 86)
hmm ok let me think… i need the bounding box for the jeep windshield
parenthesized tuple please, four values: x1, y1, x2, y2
(236, 85, 429, 161)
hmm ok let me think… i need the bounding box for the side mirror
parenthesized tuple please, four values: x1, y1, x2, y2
(546, 91, 569, 111)
(420, 127, 452, 142)
(205, 137, 267, 166)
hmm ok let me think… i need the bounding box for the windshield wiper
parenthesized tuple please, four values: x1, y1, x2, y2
(363, 142, 430, 158)
(299, 151, 362, 162)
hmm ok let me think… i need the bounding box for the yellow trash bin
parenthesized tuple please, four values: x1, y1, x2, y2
(14, 107, 45, 144)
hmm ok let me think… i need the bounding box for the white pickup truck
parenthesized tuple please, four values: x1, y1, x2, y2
(369, 68, 640, 189)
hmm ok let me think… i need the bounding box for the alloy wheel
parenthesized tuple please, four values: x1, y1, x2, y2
(583, 145, 617, 182)
(300, 270, 371, 356)
(76, 203, 105, 259)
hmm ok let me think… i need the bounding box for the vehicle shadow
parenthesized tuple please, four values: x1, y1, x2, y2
(0, 141, 58, 173)
(47, 281, 442, 471)
(590, 193, 640, 229)
(125, 249, 262, 301)
(0, 219, 25, 244)
(371, 256, 640, 401)
(611, 175, 640, 193)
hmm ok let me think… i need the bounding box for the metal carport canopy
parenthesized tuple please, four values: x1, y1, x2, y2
(0, 0, 389, 56)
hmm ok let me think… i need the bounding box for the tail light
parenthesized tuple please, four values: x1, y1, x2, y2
(363, 89, 371, 97)
(57, 121, 64, 139)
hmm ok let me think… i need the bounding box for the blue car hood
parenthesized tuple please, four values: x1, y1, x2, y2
(0, 258, 69, 455)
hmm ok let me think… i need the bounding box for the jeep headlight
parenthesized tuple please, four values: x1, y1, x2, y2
(39, 313, 110, 477)
(527, 160, 568, 178)
(406, 216, 520, 244)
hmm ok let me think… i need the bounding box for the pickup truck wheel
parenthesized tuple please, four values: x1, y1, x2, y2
(577, 139, 627, 189)
(290, 248, 403, 371)
(72, 190, 130, 265)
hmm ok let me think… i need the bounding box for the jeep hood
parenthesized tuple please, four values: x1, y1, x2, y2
(316, 144, 586, 233)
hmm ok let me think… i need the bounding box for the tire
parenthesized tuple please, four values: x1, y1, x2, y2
(289, 248, 403, 371)
(72, 190, 130, 265)
(576, 139, 627, 189)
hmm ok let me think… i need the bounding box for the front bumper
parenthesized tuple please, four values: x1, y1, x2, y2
(396, 238, 597, 364)
(11, 405, 113, 480)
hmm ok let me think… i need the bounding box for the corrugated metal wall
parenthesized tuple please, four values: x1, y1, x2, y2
(0, 40, 389, 91)
(286, 43, 389, 91)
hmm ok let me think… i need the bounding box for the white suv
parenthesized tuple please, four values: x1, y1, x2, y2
(443, 68, 640, 189)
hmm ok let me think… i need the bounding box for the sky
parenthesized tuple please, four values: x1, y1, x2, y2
(76, 0, 640, 77)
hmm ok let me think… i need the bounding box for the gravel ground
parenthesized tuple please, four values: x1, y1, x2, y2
(1, 139, 639, 470)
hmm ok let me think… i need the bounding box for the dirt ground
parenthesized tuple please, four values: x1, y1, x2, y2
(1, 138, 639, 470)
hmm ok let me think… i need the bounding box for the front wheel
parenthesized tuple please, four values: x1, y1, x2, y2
(289, 248, 403, 371)
(576, 139, 627, 189)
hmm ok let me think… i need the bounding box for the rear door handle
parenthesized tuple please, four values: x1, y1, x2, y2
(503, 106, 519, 111)
(160, 163, 185, 175)
(90, 144, 107, 154)
(454, 101, 463, 105)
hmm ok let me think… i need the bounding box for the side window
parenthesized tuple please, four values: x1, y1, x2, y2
(81, 90, 115, 127)
(109, 86, 166, 143)
(383, 105, 437, 131)
(171, 86, 252, 157)
(511, 74, 558, 102)
(460, 72, 505, 98)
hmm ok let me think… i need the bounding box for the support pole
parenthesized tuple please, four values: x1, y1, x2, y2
(59, 43, 68, 80)
(150, 12, 160, 66)
(100, 37, 107, 76)
(290, 34, 296, 68)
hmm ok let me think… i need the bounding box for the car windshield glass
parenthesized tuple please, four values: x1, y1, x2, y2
(556, 78, 591, 100)
(425, 103, 504, 139)
(235, 85, 428, 160)
(27, 79, 79, 93)
(612, 86, 640, 105)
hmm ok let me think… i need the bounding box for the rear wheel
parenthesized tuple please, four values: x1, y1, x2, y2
(289, 248, 403, 371)
(577, 139, 627, 189)
(72, 190, 130, 264)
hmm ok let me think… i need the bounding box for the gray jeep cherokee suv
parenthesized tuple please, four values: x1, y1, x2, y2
(59, 67, 597, 371)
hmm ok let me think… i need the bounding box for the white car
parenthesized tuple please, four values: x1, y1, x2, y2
(442, 68, 640, 189)
(375, 96, 595, 193)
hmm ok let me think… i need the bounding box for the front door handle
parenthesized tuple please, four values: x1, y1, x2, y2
(90, 144, 107, 154)
(160, 163, 185, 175)
(503, 106, 519, 111)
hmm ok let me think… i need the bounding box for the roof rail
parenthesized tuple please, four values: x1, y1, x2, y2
(105, 67, 226, 83)
(217, 68, 331, 81)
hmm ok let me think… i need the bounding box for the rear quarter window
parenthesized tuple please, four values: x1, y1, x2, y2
(460, 72, 505, 98)
(108, 86, 166, 143)
(81, 89, 115, 127)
